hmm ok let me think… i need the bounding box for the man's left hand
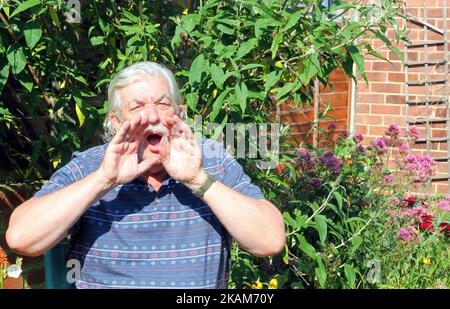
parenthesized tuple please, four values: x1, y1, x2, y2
(159, 115, 207, 190)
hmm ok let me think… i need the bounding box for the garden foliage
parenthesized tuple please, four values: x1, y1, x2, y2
(2, 0, 447, 289)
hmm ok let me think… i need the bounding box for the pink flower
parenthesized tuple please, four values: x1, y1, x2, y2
(397, 226, 416, 241)
(371, 137, 387, 154)
(408, 126, 420, 139)
(437, 200, 450, 212)
(404, 154, 436, 181)
(390, 196, 400, 206)
(383, 175, 393, 184)
(385, 124, 401, 139)
(328, 122, 337, 131)
(399, 143, 410, 155)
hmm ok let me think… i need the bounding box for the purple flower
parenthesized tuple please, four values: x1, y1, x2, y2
(310, 178, 322, 188)
(353, 133, 364, 144)
(397, 226, 416, 241)
(319, 150, 343, 174)
(408, 126, 420, 139)
(328, 122, 337, 131)
(298, 147, 314, 171)
(385, 124, 401, 139)
(355, 144, 366, 154)
(399, 143, 410, 155)
(371, 137, 387, 154)
(360, 199, 370, 207)
(340, 130, 350, 138)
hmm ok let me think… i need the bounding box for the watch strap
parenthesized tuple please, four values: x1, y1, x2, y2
(192, 173, 216, 197)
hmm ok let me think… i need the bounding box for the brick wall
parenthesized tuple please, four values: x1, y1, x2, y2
(281, 70, 351, 146)
(354, 0, 450, 194)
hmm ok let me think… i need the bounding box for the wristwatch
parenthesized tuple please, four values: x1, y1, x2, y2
(192, 173, 216, 197)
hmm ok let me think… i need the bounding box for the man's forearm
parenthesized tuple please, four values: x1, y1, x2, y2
(199, 178, 286, 257)
(6, 169, 114, 256)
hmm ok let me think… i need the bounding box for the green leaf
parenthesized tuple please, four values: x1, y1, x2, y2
(315, 214, 327, 245)
(271, 32, 283, 59)
(235, 38, 258, 60)
(283, 11, 302, 32)
(10, 0, 41, 18)
(217, 24, 235, 35)
(185, 92, 199, 112)
(0, 64, 10, 92)
(210, 64, 225, 89)
(235, 82, 248, 114)
(315, 257, 327, 288)
(210, 88, 231, 121)
(351, 235, 363, 253)
(344, 264, 356, 288)
(298, 235, 317, 259)
(348, 45, 367, 83)
(274, 83, 296, 101)
(333, 191, 343, 209)
(282, 244, 289, 265)
(264, 70, 281, 92)
(74, 75, 88, 86)
(7, 44, 27, 75)
(241, 63, 264, 71)
(75, 103, 85, 127)
(23, 20, 42, 49)
(90, 36, 104, 46)
(189, 54, 205, 85)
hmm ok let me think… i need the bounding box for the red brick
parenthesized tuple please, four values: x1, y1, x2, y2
(356, 103, 370, 114)
(372, 61, 402, 72)
(383, 115, 406, 126)
(371, 104, 402, 115)
(355, 124, 368, 135)
(358, 93, 385, 104)
(371, 83, 402, 93)
(366, 72, 388, 82)
(386, 95, 405, 104)
(319, 93, 349, 108)
(358, 114, 383, 125)
(388, 72, 405, 83)
(368, 125, 387, 136)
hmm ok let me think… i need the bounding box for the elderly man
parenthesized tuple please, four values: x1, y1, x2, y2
(6, 62, 285, 289)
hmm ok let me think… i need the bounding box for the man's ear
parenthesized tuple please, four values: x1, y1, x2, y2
(110, 113, 122, 132)
(177, 105, 184, 118)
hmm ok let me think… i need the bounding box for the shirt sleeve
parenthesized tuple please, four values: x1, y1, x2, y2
(33, 154, 84, 198)
(32, 153, 84, 235)
(210, 142, 265, 200)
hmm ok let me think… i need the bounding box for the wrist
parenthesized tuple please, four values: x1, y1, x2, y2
(95, 167, 117, 191)
(184, 169, 208, 191)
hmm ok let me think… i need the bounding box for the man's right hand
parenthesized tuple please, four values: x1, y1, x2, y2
(98, 113, 160, 186)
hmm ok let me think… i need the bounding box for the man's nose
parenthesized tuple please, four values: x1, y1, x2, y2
(145, 103, 159, 124)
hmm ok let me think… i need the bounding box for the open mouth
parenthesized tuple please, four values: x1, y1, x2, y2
(146, 133, 162, 146)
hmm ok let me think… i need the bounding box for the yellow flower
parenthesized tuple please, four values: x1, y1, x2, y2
(423, 257, 431, 265)
(182, 8, 189, 15)
(269, 278, 278, 289)
(252, 280, 263, 289)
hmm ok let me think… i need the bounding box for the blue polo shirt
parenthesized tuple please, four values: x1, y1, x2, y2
(33, 139, 264, 289)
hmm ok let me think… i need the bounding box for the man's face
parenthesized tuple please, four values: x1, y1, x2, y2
(112, 75, 182, 173)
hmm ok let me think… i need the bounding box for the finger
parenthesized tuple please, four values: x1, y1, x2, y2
(110, 121, 131, 145)
(130, 113, 150, 141)
(137, 156, 161, 175)
(159, 135, 170, 162)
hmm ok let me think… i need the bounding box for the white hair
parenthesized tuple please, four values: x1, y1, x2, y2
(102, 61, 182, 142)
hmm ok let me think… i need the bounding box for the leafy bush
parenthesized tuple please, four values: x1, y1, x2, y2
(231, 125, 449, 289)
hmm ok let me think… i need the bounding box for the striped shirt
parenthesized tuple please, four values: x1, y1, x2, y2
(33, 139, 264, 289)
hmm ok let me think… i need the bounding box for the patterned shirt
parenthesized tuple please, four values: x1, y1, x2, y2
(33, 139, 264, 289)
